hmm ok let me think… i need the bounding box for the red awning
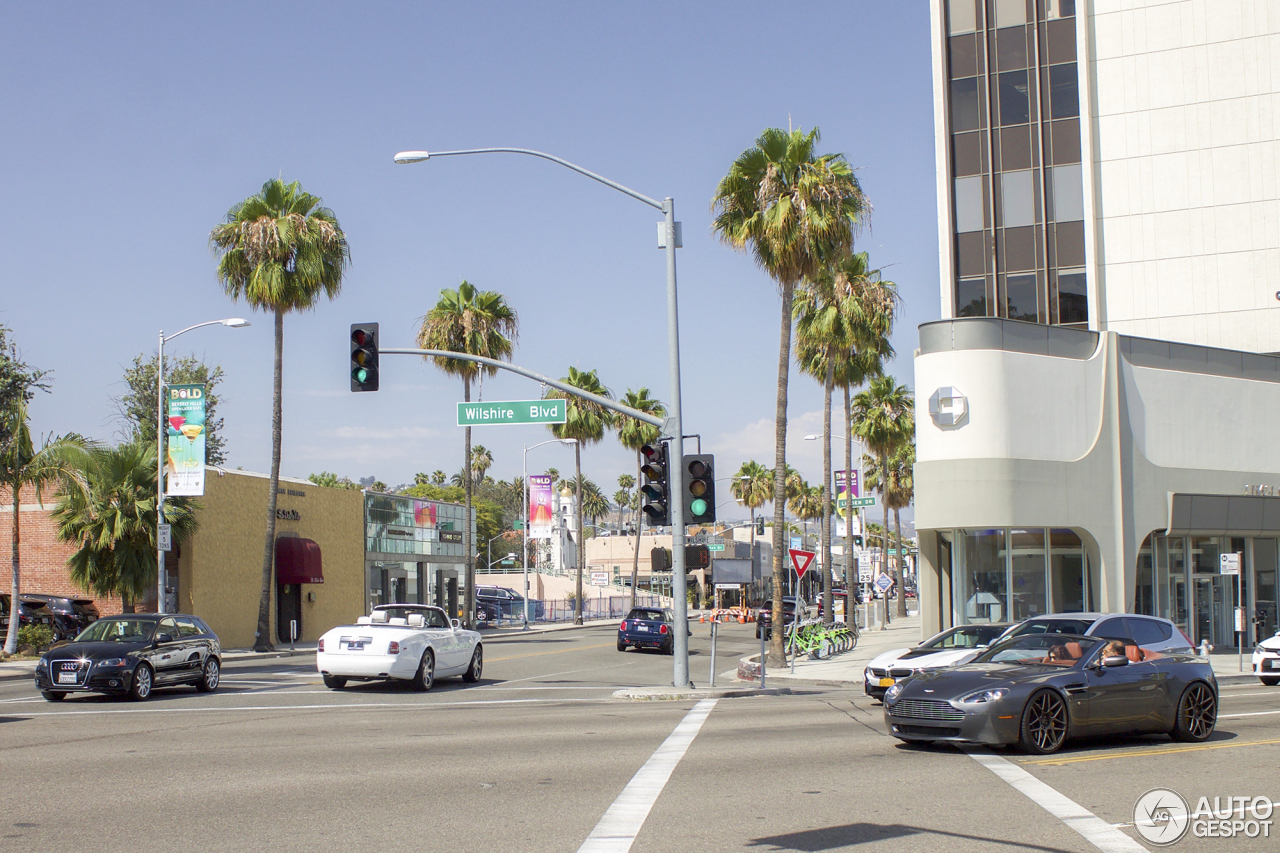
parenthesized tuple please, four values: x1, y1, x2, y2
(276, 537, 324, 585)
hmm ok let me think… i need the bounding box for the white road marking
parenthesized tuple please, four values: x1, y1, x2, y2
(1219, 709, 1280, 718)
(962, 747, 1147, 853)
(578, 699, 717, 853)
(9, 696, 610, 717)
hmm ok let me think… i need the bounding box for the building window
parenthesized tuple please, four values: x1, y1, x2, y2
(951, 77, 981, 132)
(1000, 170, 1035, 227)
(955, 175, 986, 232)
(948, 0, 977, 35)
(995, 25, 1028, 71)
(1049, 63, 1079, 119)
(956, 276, 987, 317)
(1009, 529, 1047, 620)
(1004, 273, 1039, 321)
(1050, 163, 1084, 221)
(998, 70, 1030, 125)
(957, 529, 1007, 623)
(994, 0, 1026, 28)
(1057, 268, 1087, 324)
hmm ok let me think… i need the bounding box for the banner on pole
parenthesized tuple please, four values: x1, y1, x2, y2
(165, 384, 207, 496)
(528, 475, 554, 539)
(835, 469, 861, 516)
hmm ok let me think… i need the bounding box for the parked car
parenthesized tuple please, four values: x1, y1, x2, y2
(34, 613, 221, 702)
(317, 605, 482, 691)
(884, 632, 1218, 754)
(1253, 629, 1280, 686)
(617, 607, 683, 654)
(475, 585, 544, 621)
(864, 623, 1014, 700)
(998, 613, 1195, 654)
(756, 597, 803, 640)
(0, 593, 56, 637)
(20, 593, 99, 640)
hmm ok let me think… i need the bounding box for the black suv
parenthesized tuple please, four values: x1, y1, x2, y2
(756, 597, 803, 640)
(20, 594, 99, 640)
(0, 594, 56, 636)
(475, 585, 544, 621)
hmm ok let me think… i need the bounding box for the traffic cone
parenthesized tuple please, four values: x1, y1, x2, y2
(738, 612, 746, 624)
(699, 613, 706, 623)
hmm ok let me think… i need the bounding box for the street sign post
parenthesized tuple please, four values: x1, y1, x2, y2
(789, 549, 815, 579)
(457, 399, 566, 426)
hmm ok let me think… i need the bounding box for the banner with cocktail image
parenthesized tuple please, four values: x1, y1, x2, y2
(528, 474, 554, 540)
(835, 469, 860, 537)
(165, 383, 207, 496)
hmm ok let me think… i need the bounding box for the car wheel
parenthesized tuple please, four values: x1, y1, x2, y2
(41, 690, 66, 702)
(410, 650, 435, 692)
(128, 663, 154, 701)
(1018, 689, 1069, 754)
(322, 674, 347, 689)
(462, 646, 483, 683)
(617, 641, 627, 652)
(195, 657, 220, 693)
(1260, 675, 1280, 687)
(1171, 682, 1217, 742)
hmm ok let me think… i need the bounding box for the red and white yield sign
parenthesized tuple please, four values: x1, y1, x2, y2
(788, 548, 816, 579)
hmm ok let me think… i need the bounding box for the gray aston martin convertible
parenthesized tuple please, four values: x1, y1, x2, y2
(883, 632, 1218, 754)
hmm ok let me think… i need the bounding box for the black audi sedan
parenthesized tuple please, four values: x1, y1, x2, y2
(35, 613, 221, 702)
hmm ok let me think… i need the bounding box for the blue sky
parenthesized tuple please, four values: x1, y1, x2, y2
(1, 1, 938, 520)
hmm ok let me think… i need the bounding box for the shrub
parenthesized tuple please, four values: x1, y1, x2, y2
(18, 624, 54, 653)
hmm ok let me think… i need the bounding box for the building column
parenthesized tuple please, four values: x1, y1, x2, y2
(917, 529, 942, 638)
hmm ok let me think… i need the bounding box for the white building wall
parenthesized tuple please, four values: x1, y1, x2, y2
(1089, 0, 1280, 350)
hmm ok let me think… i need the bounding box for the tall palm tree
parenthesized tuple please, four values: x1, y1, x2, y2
(212, 178, 349, 651)
(795, 252, 898, 622)
(53, 441, 199, 612)
(545, 367, 612, 623)
(430, 470, 446, 485)
(731, 460, 773, 586)
(615, 388, 666, 607)
(418, 281, 518, 629)
(852, 375, 915, 618)
(712, 126, 869, 665)
(470, 445, 493, 486)
(1, 400, 89, 654)
(865, 442, 915, 606)
(615, 473, 635, 529)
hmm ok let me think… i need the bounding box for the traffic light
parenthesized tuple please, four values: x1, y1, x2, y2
(650, 547, 672, 572)
(756, 517, 765, 536)
(683, 454, 716, 524)
(639, 442, 670, 526)
(350, 323, 379, 392)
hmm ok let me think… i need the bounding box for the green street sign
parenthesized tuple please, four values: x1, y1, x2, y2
(457, 399, 566, 426)
(846, 497, 876, 508)
(707, 543, 726, 552)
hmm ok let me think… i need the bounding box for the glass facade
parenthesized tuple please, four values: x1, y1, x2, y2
(945, 0, 1087, 327)
(949, 527, 1090, 624)
(363, 493, 474, 612)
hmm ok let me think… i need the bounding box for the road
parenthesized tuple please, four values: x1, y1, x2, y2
(1, 621, 1277, 852)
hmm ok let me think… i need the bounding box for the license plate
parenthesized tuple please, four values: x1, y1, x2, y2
(57, 672, 78, 684)
(1266, 659, 1278, 670)
(637, 625, 648, 632)
(878, 677, 895, 687)
(347, 642, 364, 651)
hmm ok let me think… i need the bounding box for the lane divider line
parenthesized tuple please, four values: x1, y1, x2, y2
(1021, 737, 1280, 766)
(1219, 708, 1280, 718)
(961, 747, 1147, 853)
(577, 699, 717, 853)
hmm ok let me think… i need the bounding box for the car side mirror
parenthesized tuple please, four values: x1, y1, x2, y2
(156, 633, 174, 645)
(1101, 654, 1128, 668)
(450, 619, 461, 629)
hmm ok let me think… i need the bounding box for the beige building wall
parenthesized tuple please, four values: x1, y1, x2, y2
(177, 469, 364, 649)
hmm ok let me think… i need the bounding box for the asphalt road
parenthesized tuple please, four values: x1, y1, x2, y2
(1, 621, 1277, 853)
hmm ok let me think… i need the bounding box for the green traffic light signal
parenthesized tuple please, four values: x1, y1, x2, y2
(350, 323, 379, 392)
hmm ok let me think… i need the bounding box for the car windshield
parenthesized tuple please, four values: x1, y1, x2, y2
(919, 625, 1006, 650)
(975, 634, 1100, 666)
(75, 618, 157, 644)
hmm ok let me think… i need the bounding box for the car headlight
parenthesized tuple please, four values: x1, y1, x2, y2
(98, 658, 128, 668)
(884, 683, 904, 705)
(35, 657, 48, 670)
(958, 688, 1008, 704)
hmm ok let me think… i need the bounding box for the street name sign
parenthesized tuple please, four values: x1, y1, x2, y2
(708, 543, 726, 552)
(846, 497, 876, 508)
(789, 548, 816, 579)
(457, 399, 566, 426)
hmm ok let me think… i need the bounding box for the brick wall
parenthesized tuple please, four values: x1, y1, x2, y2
(0, 484, 125, 616)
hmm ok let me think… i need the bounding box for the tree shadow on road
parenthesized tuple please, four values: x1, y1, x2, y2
(747, 822, 1081, 852)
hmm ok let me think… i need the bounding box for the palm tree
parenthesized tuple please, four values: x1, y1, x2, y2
(795, 252, 898, 622)
(52, 441, 199, 612)
(615, 473, 635, 529)
(852, 375, 915, 618)
(1, 400, 89, 654)
(580, 483, 610, 530)
(470, 445, 493, 486)
(865, 442, 915, 605)
(712, 126, 869, 665)
(418, 281, 518, 629)
(211, 178, 349, 651)
(615, 388, 666, 606)
(731, 460, 772, 583)
(430, 470, 446, 485)
(545, 367, 612, 623)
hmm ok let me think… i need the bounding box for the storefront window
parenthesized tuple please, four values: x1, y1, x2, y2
(1255, 539, 1277, 640)
(1048, 529, 1086, 612)
(1135, 534, 1155, 615)
(1009, 529, 1046, 620)
(957, 529, 1007, 623)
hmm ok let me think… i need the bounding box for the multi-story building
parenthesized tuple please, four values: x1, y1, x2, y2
(916, 0, 1280, 648)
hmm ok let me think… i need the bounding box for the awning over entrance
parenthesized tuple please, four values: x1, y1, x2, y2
(1168, 493, 1280, 536)
(276, 537, 324, 584)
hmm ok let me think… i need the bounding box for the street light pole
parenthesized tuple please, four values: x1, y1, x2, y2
(394, 147, 692, 686)
(523, 438, 576, 629)
(805, 432, 866, 627)
(155, 318, 248, 614)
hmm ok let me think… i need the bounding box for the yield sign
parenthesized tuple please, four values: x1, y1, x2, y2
(789, 549, 816, 579)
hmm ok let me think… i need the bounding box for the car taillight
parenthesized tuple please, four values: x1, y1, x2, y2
(318, 638, 324, 652)
(660, 624, 669, 635)
(1179, 628, 1195, 649)
(388, 641, 400, 655)
(620, 621, 627, 631)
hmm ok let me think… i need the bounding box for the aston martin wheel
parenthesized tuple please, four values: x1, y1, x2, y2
(410, 650, 435, 692)
(128, 663, 154, 701)
(322, 674, 347, 689)
(462, 646, 483, 683)
(196, 657, 220, 692)
(1018, 689, 1069, 754)
(1171, 682, 1217, 742)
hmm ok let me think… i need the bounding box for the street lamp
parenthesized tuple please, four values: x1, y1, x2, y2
(395, 147, 693, 686)
(523, 438, 576, 629)
(156, 318, 249, 614)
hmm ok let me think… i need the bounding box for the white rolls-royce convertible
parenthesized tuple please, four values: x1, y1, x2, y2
(316, 605, 482, 691)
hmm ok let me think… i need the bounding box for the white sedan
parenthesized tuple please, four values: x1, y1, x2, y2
(1253, 629, 1280, 686)
(863, 623, 1013, 700)
(317, 605, 482, 691)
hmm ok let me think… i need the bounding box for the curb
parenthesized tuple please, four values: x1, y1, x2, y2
(612, 685, 791, 701)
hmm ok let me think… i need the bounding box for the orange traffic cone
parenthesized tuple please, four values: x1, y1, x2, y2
(699, 613, 706, 623)
(738, 613, 746, 624)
